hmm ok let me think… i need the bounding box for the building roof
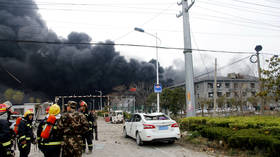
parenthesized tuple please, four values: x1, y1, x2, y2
(168, 73, 258, 89)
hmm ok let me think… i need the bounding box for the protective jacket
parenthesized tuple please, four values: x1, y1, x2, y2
(82, 111, 94, 133)
(37, 114, 62, 155)
(17, 117, 34, 156)
(0, 119, 14, 157)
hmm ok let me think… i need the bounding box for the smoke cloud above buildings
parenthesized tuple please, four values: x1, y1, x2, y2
(0, 0, 161, 97)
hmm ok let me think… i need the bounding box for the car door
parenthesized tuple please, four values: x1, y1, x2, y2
(125, 114, 134, 136)
(131, 114, 142, 138)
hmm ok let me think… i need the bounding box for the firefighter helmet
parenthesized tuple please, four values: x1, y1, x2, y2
(49, 104, 60, 115)
(80, 100, 87, 107)
(24, 110, 34, 118)
(45, 106, 50, 114)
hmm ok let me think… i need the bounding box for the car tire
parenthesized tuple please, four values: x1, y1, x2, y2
(123, 128, 128, 138)
(136, 132, 143, 146)
(168, 140, 175, 144)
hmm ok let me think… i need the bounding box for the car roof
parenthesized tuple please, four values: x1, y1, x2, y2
(136, 112, 166, 116)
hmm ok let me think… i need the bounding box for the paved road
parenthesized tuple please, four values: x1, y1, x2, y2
(16, 118, 212, 157)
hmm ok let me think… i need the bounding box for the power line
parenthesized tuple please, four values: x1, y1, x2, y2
(230, 0, 280, 10)
(194, 55, 251, 78)
(113, 3, 175, 41)
(0, 5, 176, 15)
(169, 55, 253, 88)
(195, 6, 280, 29)
(191, 30, 210, 78)
(0, 39, 277, 55)
(192, 15, 280, 32)
(198, 0, 280, 17)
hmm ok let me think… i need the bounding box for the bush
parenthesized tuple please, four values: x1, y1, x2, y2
(178, 116, 280, 156)
(200, 127, 234, 141)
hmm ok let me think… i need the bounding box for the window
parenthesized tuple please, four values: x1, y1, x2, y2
(217, 92, 222, 97)
(132, 114, 141, 122)
(234, 92, 238, 97)
(226, 92, 231, 97)
(217, 83, 222, 88)
(196, 84, 199, 89)
(225, 83, 230, 88)
(234, 83, 238, 89)
(144, 114, 169, 121)
(250, 83, 255, 88)
(208, 83, 213, 89)
(251, 92, 256, 96)
(242, 92, 247, 97)
(208, 92, 213, 98)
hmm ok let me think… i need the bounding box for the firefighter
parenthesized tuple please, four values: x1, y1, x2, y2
(79, 100, 94, 154)
(18, 110, 35, 157)
(0, 104, 14, 157)
(91, 110, 98, 141)
(37, 104, 62, 157)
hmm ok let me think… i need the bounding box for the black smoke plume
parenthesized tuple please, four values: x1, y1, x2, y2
(0, 0, 160, 97)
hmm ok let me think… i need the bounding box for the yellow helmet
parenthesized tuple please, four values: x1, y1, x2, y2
(49, 104, 60, 115)
(24, 110, 34, 118)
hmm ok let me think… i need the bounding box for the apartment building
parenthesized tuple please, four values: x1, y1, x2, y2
(194, 73, 259, 100)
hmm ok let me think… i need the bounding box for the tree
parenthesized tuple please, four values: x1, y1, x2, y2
(217, 96, 226, 109)
(29, 97, 35, 103)
(36, 98, 42, 103)
(262, 55, 280, 101)
(4, 88, 14, 101)
(160, 88, 173, 113)
(12, 91, 24, 104)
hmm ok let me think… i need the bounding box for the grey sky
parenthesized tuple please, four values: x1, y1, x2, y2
(35, 0, 280, 76)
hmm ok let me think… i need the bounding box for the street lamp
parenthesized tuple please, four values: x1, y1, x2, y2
(96, 90, 103, 110)
(134, 27, 161, 113)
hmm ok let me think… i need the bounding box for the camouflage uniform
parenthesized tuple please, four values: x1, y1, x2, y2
(57, 101, 89, 157)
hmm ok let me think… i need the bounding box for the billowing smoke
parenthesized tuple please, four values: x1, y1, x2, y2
(0, 0, 159, 97)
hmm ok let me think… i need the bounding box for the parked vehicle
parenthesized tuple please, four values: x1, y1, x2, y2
(110, 110, 124, 124)
(123, 113, 180, 146)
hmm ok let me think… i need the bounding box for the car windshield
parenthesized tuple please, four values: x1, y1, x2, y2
(144, 115, 170, 121)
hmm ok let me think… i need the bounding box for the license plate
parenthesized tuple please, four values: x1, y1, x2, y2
(159, 126, 168, 130)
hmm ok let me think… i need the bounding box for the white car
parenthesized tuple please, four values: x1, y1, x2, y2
(110, 110, 124, 124)
(123, 113, 180, 146)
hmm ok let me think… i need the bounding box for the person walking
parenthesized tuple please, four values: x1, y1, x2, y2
(18, 110, 35, 157)
(57, 101, 89, 157)
(91, 110, 98, 141)
(37, 104, 62, 157)
(79, 100, 94, 154)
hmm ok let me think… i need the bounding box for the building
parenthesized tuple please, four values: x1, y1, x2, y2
(169, 73, 259, 109)
(195, 73, 259, 100)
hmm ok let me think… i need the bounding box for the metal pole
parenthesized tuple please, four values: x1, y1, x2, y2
(134, 27, 161, 113)
(178, 0, 196, 117)
(156, 33, 160, 113)
(256, 48, 264, 114)
(213, 58, 217, 116)
(100, 92, 103, 110)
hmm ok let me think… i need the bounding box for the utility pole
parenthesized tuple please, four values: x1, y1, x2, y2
(177, 0, 196, 117)
(250, 45, 264, 114)
(213, 58, 217, 116)
(255, 45, 264, 114)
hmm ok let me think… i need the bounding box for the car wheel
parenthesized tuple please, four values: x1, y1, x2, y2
(136, 132, 143, 146)
(123, 128, 128, 138)
(168, 140, 175, 144)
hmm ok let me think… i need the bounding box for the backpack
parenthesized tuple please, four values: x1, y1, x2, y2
(40, 115, 56, 139)
(13, 117, 22, 135)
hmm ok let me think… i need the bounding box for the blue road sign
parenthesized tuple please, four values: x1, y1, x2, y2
(154, 84, 162, 93)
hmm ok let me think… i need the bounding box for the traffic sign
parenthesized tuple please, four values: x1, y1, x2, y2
(154, 84, 162, 93)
